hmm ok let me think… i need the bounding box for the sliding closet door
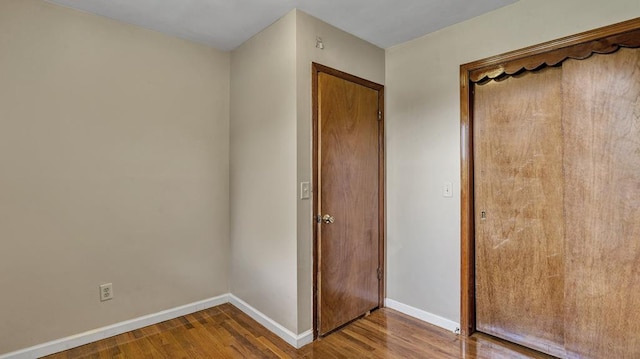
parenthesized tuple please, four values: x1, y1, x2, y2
(473, 67, 566, 357)
(562, 48, 640, 358)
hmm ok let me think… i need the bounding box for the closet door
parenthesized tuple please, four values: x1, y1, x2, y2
(474, 67, 566, 357)
(562, 48, 640, 358)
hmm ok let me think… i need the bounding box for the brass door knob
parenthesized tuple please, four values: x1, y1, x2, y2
(322, 214, 335, 224)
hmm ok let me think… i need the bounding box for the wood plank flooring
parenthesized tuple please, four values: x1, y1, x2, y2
(42, 304, 553, 358)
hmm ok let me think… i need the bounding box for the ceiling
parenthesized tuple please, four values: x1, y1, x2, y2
(45, 0, 518, 51)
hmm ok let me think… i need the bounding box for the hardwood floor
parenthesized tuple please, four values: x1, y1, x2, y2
(42, 304, 553, 358)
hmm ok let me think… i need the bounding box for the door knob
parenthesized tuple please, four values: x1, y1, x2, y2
(322, 214, 335, 224)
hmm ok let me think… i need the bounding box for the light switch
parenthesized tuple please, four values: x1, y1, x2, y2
(300, 182, 311, 199)
(443, 182, 453, 198)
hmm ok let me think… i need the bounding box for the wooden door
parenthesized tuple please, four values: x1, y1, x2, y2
(562, 48, 640, 358)
(473, 67, 566, 357)
(313, 64, 384, 336)
(462, 19, 640, 359)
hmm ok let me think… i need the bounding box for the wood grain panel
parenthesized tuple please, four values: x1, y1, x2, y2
(473, 67, 566, 357)
(318, 72, 380, 335)
(460, 67, 476, 336)
(461, 18, 640, 342)
(562, 47, 640, 359)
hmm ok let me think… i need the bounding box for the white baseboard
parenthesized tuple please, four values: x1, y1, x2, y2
(0, 294, 230, 359)
(0, 293, 314, 358)
(229, 294, 313, 349)
(385, 298, 460, 333)
(1, 296, 462, 358)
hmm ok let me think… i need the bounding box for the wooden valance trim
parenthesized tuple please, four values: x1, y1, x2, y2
(466, 18, 640, 83)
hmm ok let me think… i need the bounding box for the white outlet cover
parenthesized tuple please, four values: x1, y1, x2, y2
(100, 283, 113, 301)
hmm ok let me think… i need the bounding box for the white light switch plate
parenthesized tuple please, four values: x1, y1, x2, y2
(443, 182, 453, 198)
(300, 182, 310, 199)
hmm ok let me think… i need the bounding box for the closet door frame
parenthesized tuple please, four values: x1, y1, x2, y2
(459, 17, 640, 337)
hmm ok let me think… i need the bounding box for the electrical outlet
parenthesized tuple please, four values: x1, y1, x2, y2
(99, 283, 113, 301)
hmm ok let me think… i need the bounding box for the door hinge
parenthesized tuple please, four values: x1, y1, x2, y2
(377, 268, 383, 280)
(377, 111, 382, 121)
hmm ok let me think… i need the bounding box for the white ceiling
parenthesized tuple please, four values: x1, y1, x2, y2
(45, 0, 518, 51)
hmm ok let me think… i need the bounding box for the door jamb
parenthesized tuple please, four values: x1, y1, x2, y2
(312, 62, 385, 339)
(459, 18, 640, 337)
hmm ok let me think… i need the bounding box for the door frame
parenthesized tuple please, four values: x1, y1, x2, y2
(459, 18, 640, 337)
(312, 62, 385, 338)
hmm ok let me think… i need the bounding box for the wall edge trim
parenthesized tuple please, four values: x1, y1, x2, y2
(0, 294, 231, 359)
(0, 293, 314, 358)
(385, 298, 460, 333)
(228, 294, 312, 349)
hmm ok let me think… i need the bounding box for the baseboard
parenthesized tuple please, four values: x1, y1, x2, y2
(0, 294, 230, 359)
(0, 293, 314, 358)
(2, 297, 460, 359)
(228, 294, 313, 349)
(385, 298, 460, 333)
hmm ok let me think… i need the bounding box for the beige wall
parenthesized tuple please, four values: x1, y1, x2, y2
(0, 0, 230, 354)
(385, 0, 640, 323)
(294, 10, 385, 331)
(230, 11, 299, 332)
(230, 9, 384, 334)
(5, 0, 638, 354)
